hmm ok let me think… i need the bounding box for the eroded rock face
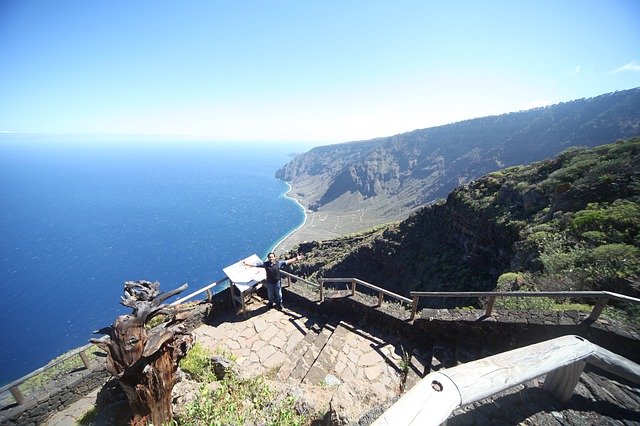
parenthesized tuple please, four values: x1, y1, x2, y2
(277, 88, 640, 223)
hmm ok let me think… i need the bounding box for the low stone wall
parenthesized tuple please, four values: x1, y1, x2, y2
(283, 280, 640, 365)
(0, 367, 111, 426)
(0, 297, 217, 426)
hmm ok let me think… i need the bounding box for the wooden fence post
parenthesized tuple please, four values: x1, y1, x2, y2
(79, 350, 92, 370)
(9, 386, 25, 405)
(377, 292, 384, 307)
(544, 360, 587, 402)
(410, 296, 419, 322)
(319, 279, 324, 302)
(485, 296, 496, 317)
(589, 297, 609, 322)
(351, 279, 356, 296)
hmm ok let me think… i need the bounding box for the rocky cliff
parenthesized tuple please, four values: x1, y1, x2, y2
(277, 87, 640, 230)
(289, 138, 640, 316)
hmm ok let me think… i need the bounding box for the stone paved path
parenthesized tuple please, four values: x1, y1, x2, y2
(194, 297, 413, 420)
(44, 295, 417, 424)
(43, 388, 101, 425)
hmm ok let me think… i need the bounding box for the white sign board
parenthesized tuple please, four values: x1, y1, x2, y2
(223, 254, 266, 285)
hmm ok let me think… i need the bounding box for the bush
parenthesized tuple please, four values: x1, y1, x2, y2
(177, 373, 304, 425)
(496, 272, 523, 291)
(179, 343, 216, 382)
(586, 243, 640, 282)
(570, 200, 640, 245)
(494, 272, 557, 310)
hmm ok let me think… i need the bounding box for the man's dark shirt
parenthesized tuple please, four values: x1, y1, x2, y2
(256, 260, 286, 284)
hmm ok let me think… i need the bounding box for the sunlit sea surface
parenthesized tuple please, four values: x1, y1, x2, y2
(0, 139, 305, 385)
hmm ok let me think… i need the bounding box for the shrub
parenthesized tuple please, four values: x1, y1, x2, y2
(496, 272, 523, 291)
(177, 374, 304, 425)
(179, 343, 216, 382)
(570, 200, 640, 245)
(494, 272, 557, 310)
(586, 243, 640, 282)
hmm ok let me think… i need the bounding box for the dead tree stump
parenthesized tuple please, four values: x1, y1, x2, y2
(91, 280, 194, 425)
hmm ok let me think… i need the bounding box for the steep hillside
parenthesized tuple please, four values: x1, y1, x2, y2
(289, 139, 640, 314)
(277, 88, 640, 229)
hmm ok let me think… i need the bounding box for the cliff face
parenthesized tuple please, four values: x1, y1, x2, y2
(277, 87, 640, 225)
(290, 139, 640, 309)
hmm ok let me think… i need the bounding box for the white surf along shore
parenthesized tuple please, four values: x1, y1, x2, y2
(271, 182, 309, 254)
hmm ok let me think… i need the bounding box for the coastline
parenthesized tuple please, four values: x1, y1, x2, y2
(271, 182, 308, 254)
(272, 182, 397, 254)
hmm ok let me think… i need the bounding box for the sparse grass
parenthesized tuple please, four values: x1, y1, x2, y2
(76, 406, 97, 425)
(176, 347, 305, 426)
(179, 343, 217, 382)
(602, 304, 640, 325)
(20, 347, 102, 393)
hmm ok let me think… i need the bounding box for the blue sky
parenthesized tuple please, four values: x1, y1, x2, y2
(1, 0, 639, 144)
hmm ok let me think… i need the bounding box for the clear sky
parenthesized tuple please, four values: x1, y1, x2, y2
(1, 0, 639, 144)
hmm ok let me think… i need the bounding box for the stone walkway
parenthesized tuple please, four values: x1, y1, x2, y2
(44, 295, 420, 424)
(43, 292, 640, 425)
(43, 388, 101, 425)
(194, 297, 419, 421)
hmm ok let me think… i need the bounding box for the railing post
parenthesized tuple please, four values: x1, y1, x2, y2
(79, 350, 92, 370)
(589, 297, 609, 322)
(351, 279, 356, 296)
(485, 296, 496, 317)
(410, 295, 419, 322)
(544, 360, 587, 402)
(205, 289, 213, 302)
(10, 386, 25, 405)
(377, 292, 384, 307)
(319, 279, 324, 302)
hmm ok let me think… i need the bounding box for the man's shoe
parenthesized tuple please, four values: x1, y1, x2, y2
(267, 303, 273, 309)
(276, 304, 283, 311)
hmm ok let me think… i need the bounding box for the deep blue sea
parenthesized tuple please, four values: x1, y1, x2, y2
(0, 139, 306, 385)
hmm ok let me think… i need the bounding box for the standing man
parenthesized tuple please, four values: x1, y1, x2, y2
(242, 252, 303, 310)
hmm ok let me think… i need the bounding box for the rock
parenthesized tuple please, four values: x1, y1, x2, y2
(211, 355, 237, 380)
(171, 379, 200, 417)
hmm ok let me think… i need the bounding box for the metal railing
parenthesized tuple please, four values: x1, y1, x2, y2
(373, 335, 640, 425)
(407, 290, 640, 322)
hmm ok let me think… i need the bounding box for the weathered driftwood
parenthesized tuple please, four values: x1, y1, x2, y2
(91, 280, 194, 425)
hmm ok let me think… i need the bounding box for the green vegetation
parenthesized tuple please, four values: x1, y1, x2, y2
(178, 376, 303, 426)
(21, 347, 101, 392)
(175, 343, 305, 426)
(292, 138, 640, 323)
(485, 141, 640, 321)
(179, 343, 218, 382)
(76, 406, 98, 425)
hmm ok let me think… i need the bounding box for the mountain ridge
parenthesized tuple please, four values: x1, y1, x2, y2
(276, 87, 640, 235)
(288, 138, 640, 319)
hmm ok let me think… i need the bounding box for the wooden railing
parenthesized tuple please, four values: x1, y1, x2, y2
(0, 277, 230, 406)
(408, 290, 640, 322)
(3, 271, 639, 409)
(373, 334, 640, 425)
(281, 270, 320, 290)
(318, 277, 413, 307)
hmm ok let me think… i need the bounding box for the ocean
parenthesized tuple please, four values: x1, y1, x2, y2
(0, 139, 306, 385)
